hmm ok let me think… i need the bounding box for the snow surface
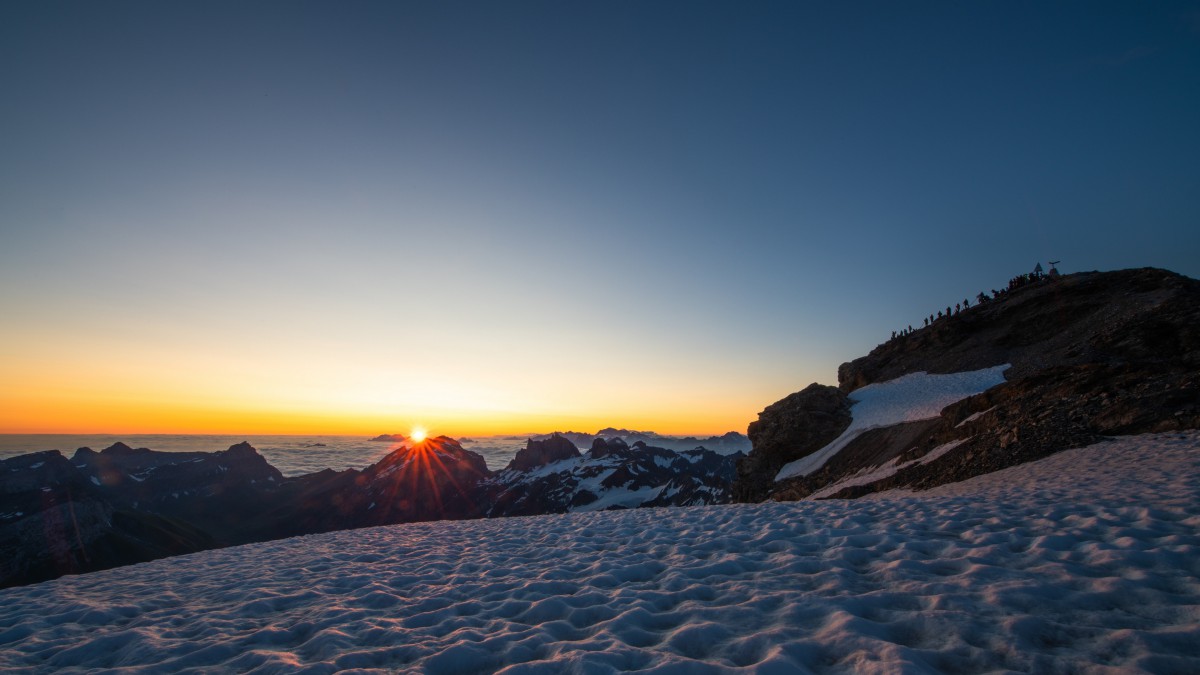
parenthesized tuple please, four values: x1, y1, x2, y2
(1, 431, 1198, 673)
(776, 365, 1010, 481)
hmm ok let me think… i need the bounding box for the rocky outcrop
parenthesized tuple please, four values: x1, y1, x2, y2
(505, 434, 581, 472)
(588, 436, 626, 459)
(733, 384, 851, 502)
(739, 267, 1200, 502)
(837, 268, 1199, 390)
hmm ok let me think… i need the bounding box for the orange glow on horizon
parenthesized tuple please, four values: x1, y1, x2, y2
(0, 386, 761, 437)
(0, 310, 809, 439)
(410, 426, 428, 443)
(0, 354, 780, 438)
(0, 403, 757, 437)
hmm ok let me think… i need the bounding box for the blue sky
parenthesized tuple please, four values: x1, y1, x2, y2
(2, 1, 1198, 434)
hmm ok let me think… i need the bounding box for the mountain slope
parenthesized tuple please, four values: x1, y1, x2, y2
(735, 267, 1200, 501)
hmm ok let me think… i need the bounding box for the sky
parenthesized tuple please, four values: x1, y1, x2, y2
(2, 1, 1199, 436)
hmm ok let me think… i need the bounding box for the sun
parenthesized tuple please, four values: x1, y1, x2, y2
(410, 426, 427, 443)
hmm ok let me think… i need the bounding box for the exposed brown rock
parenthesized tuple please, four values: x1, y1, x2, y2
(733, 383, 851, 501)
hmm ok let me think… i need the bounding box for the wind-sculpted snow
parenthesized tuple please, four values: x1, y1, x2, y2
(1, 432, 1198, 673)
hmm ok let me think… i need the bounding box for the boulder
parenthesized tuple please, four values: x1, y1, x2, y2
(733, 383, 851, 502)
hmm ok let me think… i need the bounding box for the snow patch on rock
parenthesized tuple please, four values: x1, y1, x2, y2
(776, 364, 1009, 481)
(807, 438, 969, 499)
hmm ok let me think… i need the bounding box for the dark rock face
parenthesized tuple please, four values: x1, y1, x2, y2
(588, 436, 628, 459)
(733, 384, 851, 502)
(0, 450, 218, 588)
(71, 441, 285, 543)
(742, 267, 1200, 503)
(837, 268, 1200, 391)
(505, 434, 581, 472)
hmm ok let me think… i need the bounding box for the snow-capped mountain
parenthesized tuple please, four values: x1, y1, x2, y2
(483, 435, 740, 516)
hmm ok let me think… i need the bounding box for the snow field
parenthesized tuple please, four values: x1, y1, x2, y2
(776, 365, 1011, 481)
(0, 431, 1197, 673)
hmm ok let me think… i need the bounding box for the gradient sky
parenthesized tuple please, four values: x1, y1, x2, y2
(2, 1, 1199, 436)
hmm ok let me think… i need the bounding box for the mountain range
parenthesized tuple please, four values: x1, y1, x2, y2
(0, 434, 740, 587)
(4, 266, 1196, 589)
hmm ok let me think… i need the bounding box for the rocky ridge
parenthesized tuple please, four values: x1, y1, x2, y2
(532, 429, 752, 455)
(484, 437, 741, 516)
(734, 267, 1200, 502)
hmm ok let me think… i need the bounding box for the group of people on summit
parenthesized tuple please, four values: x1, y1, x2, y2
(888, 263, 1059, 343)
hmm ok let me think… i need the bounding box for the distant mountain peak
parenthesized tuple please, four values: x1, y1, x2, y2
(101, 442, 140, 455)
